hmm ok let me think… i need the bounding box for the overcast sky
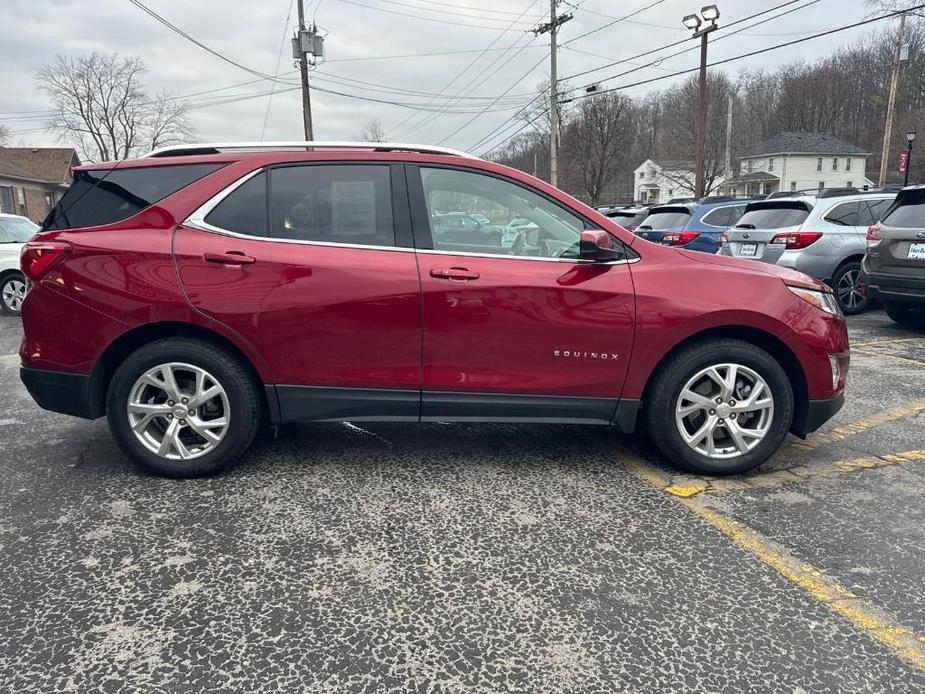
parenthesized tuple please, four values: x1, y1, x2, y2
(0, 0, 888, 155)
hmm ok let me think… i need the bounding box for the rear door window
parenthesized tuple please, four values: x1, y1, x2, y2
(268, 164, 395, 246)
(44, 163, 224, 230)
(735, 203, 810, 229)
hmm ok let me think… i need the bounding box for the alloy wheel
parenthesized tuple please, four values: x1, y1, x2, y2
(675, 363, 774, 460)
(127, 362, 230, 460)
(836, 268, 865, 310)
(2, 279, 25, 313)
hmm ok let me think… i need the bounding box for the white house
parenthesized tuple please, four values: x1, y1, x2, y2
(633, 159, 725, 204)
(725, 132, 873, 197)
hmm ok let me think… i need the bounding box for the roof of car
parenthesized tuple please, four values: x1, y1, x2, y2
(0, 212, 33, 220)
(142, 141, 476, 159)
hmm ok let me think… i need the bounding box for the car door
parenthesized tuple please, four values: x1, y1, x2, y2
(406, 164, 636, 423)
(174, 162, 423, 421)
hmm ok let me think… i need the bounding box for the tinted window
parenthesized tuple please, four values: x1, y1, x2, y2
(420, 167, 590, 260)
(701, 206, 737, 227)
(883, 190, 925, 228)
(639, 209, 691, 230)
(607, 211, 647, 229)
(864, 198, 893, 225)
(823, 201, 860, 226)
(44, 164, 224, 230)
(0, 216, 39, 242)
(205, 172, 269, 236)
(735, 203, 810, 229)
(269, 165, 394, 245)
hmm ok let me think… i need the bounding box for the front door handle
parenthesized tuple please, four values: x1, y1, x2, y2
(430, 266, 480, 282)
(204, 251, 256, 265)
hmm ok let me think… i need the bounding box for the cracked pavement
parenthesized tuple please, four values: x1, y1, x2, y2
(0, 311, 923, 692)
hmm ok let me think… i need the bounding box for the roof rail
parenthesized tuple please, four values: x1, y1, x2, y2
(142, 141, 476, 159)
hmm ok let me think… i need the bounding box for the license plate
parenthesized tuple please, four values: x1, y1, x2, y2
(909, 242, 925, 260)
(740, 243, 758, 257)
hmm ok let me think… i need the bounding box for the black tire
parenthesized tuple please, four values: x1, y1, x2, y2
(831, 261, 869, 315)
(884, 300, 925, 327)
(645, 338, 794, 476)
(106, 337, 262, 477)
(0, 272, 25, 316)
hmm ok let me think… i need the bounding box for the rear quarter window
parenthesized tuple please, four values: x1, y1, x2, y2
(735, 203, 810, 229)
(44, 163, 224, 230)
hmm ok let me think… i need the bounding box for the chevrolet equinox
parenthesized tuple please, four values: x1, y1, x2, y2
(19, 142, 849, 477)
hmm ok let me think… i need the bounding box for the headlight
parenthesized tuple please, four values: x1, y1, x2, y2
(788, 286, 841, 316)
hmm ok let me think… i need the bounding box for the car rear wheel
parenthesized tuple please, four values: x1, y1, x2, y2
(107, 337, 261, 477)
(645, 338, 794, 475)
(832, 261, 868, 315)
(884, 301, 925, 327)
(0, 273, 26, 316)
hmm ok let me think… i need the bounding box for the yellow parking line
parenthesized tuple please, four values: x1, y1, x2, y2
(660, 450, 925, 499)
(623, 455, 925, 672)
(854, 347, 925, 367)
(792, 399, 925, 451)
(852, 336, 925, 348)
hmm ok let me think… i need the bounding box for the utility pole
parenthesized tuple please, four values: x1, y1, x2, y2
(682, 6, 720, 198)
(296, 0, 314, 140)
(533, 2, 571, 187)
(724, 93, 733, 194)
(879, 11, 907, 186)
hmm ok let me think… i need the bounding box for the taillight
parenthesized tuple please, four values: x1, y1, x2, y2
(769, 231, 822, 250)
(663, 231, 700, 246)
(866, 225, 882, 246)
(21, 241, 72, 280)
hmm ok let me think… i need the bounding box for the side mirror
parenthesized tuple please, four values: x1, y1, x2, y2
(579, 230, 622, 261)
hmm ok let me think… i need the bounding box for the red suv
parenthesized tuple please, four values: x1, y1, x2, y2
(19, 143, 849, 477)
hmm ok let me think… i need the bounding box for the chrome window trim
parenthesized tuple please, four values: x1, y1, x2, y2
(183, 167, 640, 265)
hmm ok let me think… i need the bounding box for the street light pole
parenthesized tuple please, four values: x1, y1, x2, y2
(905, 130, 916, 187)
(683, 6, 720, 199)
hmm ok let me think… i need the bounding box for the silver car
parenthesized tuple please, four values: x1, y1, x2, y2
(722, 191, 895, 313)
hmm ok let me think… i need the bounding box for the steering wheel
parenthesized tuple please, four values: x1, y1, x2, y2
(509, 230, 526, 256)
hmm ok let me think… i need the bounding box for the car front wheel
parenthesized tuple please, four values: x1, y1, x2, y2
(106, 337, 262, 477)
(645, 338, 794, 475)
(0, 272, 26, 316)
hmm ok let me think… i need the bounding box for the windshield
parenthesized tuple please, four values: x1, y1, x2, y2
(0, 217, 39, 242)
(639, 210, 691, 231)
(735, 203, 810, 229)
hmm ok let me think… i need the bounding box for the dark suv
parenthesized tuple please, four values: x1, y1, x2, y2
(19, 142, 848, 478)
(865, 186, 925, 326)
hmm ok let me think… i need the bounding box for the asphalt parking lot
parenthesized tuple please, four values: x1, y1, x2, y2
(0, 312, 923, 693)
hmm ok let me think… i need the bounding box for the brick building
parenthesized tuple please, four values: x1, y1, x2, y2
(0, 147, 80, 224)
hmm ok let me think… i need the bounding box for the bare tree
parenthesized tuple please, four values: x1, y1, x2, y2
(0, 125, 9, 147)
(35, 52, 193, 161)
(358, 118, 386, 142)
(563, 92, 634, 205)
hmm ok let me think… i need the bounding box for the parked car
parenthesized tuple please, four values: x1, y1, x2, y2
(864, 186, 925, 326)
(0, 212, 39, 316)
(431, 211, 501, 245)
(601, 206, 649, 230)
(502, 216, 539, 246)
(19, 141, 848, 479)
(722, 190, 895, 314)
(635, 199, 752, 254)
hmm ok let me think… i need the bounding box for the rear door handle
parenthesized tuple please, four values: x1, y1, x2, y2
(429, 266, 480, 281)
(204, 251, 256, 265)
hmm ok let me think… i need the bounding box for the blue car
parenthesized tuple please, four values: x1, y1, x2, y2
(635, 198, 757, 254)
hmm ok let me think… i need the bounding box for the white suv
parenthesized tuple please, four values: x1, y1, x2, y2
(721, 190, 895, 314)
(0, 213, 39, 315)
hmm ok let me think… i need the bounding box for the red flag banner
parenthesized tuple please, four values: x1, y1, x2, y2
(899, 149, 909, 174)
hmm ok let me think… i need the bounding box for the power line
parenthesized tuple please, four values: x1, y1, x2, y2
(323, 45, 546, 63)
(126, 0, 283, 82)
(337, 0, 531, 30)
(560, 0, 669, 45)
(261, 0, 296, 140)
(366, 0, 537, 25)
(388, 0, 541, 137)
(379, 0, 543, 18)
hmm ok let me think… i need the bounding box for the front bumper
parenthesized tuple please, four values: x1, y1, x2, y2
(20, 367, 101, 420)
(792, 392, 845, 437)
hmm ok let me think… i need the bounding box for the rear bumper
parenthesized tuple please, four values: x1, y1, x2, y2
(863, 263, 925, 304)
(792, 392, 844, 437)
(20, 367, 101, 420)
